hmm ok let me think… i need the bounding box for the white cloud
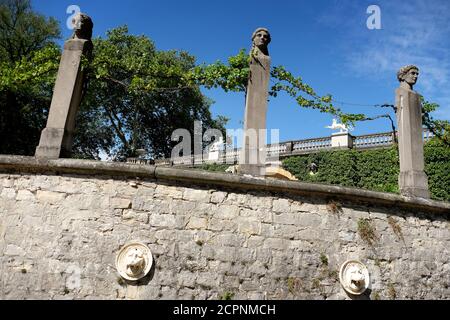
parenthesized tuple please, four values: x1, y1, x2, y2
(320, 0, 450, 119)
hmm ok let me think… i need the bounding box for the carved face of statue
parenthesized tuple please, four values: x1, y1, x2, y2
(404, 68, 419, 86)
(397, 65, 419, 90)
(252, 28, 271, 55)
(72, 15, 83, 37)
(125, 248, 146, 277)
(71, 13, 93, 40)
(253, 30, 270, 48)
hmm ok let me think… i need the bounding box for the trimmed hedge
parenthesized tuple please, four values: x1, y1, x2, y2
(282, 139, 450, 201)
(425, 139, 450, 201)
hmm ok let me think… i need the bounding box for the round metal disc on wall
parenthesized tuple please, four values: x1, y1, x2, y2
(116, 242, 153, 281)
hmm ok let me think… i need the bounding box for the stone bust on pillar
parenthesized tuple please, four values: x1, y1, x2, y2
(35, 13, 93, 159)
(70, 13, 94, 57)
(239, 28, 271, 176)
(395, 65, 430, 198)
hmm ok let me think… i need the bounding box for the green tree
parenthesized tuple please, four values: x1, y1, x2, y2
(0, 2, 225, 159)
(0, 0, 60, 155)
(81, 26, 226, 160)
(0, 0, 60, 63)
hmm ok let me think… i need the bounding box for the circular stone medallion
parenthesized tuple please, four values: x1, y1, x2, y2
(339, 260, 370, 295)
(116, 242, 153, 281)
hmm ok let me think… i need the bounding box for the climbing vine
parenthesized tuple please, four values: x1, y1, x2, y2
(188, 49, 366, 125)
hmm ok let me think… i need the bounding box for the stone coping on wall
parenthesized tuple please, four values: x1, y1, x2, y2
(0, 155, 449, 214)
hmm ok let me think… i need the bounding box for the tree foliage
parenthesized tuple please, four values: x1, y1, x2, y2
(0, 0, 60, 155)
(0, 3, 226, 159)
(80, 26, 226, 160)
(188, 49, 250, 93)
(0, 0, 60, 63)
(421, 97, 450, 147)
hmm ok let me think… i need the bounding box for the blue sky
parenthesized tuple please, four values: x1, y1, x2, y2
(33, 0, 450, 142)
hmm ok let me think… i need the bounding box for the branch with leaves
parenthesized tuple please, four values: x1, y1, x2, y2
(269, 66, 365, 125)
(187, 49, 250, 93)
(188, 49, 365, 125)
(421, 97, 450, 147)
(356, 114, 398, 144)
(0, 43, 59, 91)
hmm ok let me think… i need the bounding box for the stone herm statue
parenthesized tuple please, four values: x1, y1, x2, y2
(395, 65, 430, 198)
(35, 13, 93, 159)
(239, 28, 272, 176)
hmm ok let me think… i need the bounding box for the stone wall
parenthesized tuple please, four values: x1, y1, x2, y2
(0, 156, 449, 300)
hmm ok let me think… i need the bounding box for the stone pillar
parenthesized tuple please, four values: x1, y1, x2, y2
(239, 28, 271, 176)
(35, 13, 93, 159)
(331, 132, 354, 149)
(395, 65, 430, 198)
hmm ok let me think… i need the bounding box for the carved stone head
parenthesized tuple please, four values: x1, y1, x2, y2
(348, 265, 366, 292)
(116, 242, 153, 281)
(252, 28, 271, 56)
(125, 247, 146, 277)
(397, 65, 419, 90)
(71, 13, 93, 41)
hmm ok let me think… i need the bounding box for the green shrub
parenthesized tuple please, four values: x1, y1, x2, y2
(282, 150, 359, 187)
(198, 163, 229, 172)
(355, 147, 399, 193)
(425, 139, 450, 201)
(283, 139, 449, 201)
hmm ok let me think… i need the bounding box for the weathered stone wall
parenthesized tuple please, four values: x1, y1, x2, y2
(0, 158, 449, 300)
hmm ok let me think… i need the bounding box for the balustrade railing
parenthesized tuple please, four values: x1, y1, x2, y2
(292, 136, 332, 153)
(354, 132, 395, 149)
(132, 129, 435, 166)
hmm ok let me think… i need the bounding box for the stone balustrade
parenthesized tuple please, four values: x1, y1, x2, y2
(146, 129, 434, 167)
